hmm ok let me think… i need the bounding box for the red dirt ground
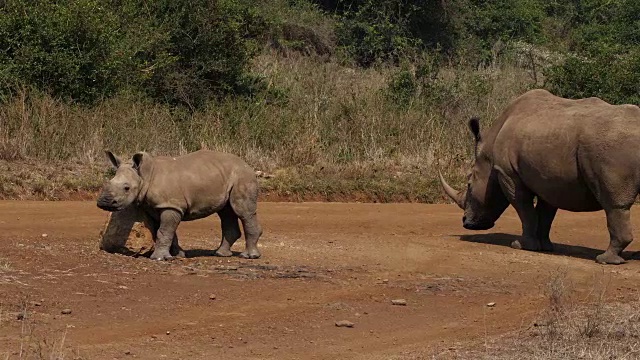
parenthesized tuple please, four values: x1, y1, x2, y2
(1, 201, 640, 359)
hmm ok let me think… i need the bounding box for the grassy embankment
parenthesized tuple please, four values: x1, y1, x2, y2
(0, 1, 544, 202)
(0, 53, 540, 202)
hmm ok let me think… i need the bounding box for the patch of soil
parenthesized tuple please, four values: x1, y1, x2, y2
(1, 202, 639, 359)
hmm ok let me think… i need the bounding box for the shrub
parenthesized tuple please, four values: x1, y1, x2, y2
(543, 0, 640, 105)
(0, 0, 267, 108)
(544, 48, 640, 105)
(0, 0, 126, 103)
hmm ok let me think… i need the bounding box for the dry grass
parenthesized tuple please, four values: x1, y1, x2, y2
(0, 258, 11, 272)
(427, 270, 640, 360)
(0, 51, 536, 201)
(0, 300, 81, 360)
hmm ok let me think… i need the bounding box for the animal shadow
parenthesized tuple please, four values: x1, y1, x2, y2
(458, 232, 640, 262)
(184, 249, 243, 259)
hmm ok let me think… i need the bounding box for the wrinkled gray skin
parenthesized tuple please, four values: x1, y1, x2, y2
(97, 150, 263, 261)
(440, 89, 640, 265)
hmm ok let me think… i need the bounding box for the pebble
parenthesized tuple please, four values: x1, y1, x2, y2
(335, 320, 355, 328)
(16, 312, 26, 321)
(382, 279, 389, 283)
(487, 302, 496, 307)
(61, 309, 72, 315)
(124, 350, 132, 355)
(391, 299, 407, 306)
(41, 233, 48, 238)
(31, 301, 42, 307)
(209, 294, 217, 300)
(166, 331, 171, 335)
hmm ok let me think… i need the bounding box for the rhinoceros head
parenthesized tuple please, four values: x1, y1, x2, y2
(97, 151, 149, 212)
(439, 118, 509, 230)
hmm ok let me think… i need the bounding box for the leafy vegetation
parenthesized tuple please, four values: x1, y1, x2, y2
(0, 0, 638, 200)
(0, 0, 267, 107)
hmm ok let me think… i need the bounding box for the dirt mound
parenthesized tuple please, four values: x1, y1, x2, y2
(98, 205, 155, 256)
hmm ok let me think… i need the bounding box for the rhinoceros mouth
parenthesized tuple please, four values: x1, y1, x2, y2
(96, 203, 124, 212)
(96, 199, 125, 212)
(463, 220, 495, 231)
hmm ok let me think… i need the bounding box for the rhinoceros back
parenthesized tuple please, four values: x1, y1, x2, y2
(492, 91, 640, 212)
(143, 150, 256, 220)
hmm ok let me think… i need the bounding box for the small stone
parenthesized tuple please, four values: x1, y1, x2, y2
(166, 331, 171, 335)
(31, 301, 42, 307)
(124, 351, 132, 355)
(382, 279, 389, 283)
(16, 312, 26, 321)
(487, 302, 496, 307)
(42, 233, 48, 238)
(391, 299, 407, 306)
(209, 294, 217, 300)
(335, 320, 355, 328)
(61, 309, 72, 315)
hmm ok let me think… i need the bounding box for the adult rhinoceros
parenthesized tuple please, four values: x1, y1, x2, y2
(97, 150, 263, 261)
(439, 89, 640, 265)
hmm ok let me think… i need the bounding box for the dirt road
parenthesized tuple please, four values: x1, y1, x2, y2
(1, 201, 640, 359)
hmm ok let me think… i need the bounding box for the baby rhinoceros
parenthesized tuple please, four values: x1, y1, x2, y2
(96, 149, 263, 261)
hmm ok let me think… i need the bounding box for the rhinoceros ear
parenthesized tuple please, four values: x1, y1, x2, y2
(132, 152, 153, 174)
(105, 150, 121, 169)
(132, 152, 145, 171)
(468, 117, 481, 143)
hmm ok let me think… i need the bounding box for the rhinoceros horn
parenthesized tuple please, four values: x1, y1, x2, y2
(438, 172, 465, 210)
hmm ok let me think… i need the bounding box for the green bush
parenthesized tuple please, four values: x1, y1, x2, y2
(0, 0, 126, 103)
(326, 0, 548, 67)
(331, 0, 456, 67)
(544, 49, 640, 105)
(136, 0, 268, 108)
(0, 0, 267, 107)
(543, 0, 640, 105)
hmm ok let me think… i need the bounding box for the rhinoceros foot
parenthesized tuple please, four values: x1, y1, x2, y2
(540, 240, 554, 252)
(595, 252, 626, 265)
(239, 249, 261, 259)
(510, 238, 541, 251)
(170, 245, 185, 259)
(150, 249, 174, 261)
(214, 248, 233, 257)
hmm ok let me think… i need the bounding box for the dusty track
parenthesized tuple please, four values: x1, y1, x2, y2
(1, 201, 640, 359)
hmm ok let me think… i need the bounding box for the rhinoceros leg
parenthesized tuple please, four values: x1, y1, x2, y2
(238, 213, 263, 259)
(215, 205, 241, 257)
(596, 208, 632, 265)
(229, 182, 263, 259)
(146, 217, 184, 258)
(150, 209, 182, 261)
(170, 234, 185, 258)
(498, 174, 541, 251)
(535, 199, 557, 252)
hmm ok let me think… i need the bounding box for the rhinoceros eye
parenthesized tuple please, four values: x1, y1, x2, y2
(124, 185, 131, 192)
